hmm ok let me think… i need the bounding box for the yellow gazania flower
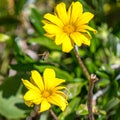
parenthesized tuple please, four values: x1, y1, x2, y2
(43, 2, 96, 53)
(22, 68, 68, 112)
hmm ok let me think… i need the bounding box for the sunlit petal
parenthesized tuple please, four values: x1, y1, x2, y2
(24, 90, 43, 105)
(22, 79, 39, 92)
(55, 32, 66, 45)
(44, 13, 64, 27)
(69, 2, 83, 24)
(43, 68, 55, 89)
(40, 99, 51, 112)
(43, 24, 62, 34)
(48, 94, 68, 111)
(31, 70, 44, 91)
(62, 34, 73, 53)
(76, 12, 94, 26)
(70, 32, 82, 46)
(55, 2, 68, 24)
(82, 25, 97, 34)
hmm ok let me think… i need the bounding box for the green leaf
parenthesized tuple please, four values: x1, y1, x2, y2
(35, 64, 73, 82)
(96, 71, 110, 79)
(10, 63, 35, 71)
(10, 63, 73, 82)
(28, 36, 61, 50)
(15, 0, 26, 15)
(29, 6, 44, 35)
(0, 92, 26, 119)
(0, 73, 26, 98)
(96, 79, 110, 87)
(0, 33, 10, 42)
(105, 97, 120, 111)
(58, 97, 81, 120)
(76, 104, 88, 115)
(67, 81, 87, 99)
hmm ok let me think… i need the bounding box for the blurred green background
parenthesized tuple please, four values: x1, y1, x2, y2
(0, 0, 120, 120)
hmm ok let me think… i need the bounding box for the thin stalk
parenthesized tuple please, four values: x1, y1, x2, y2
(73, 45, 98, 120)
(88, 74, 97, 120)
(49, 109, 58, 120)
(74, 45, 90, 81)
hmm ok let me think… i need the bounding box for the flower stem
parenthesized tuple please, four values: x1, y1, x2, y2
(74, 45, 90, 81)
(88, 74, 97, 120)
(49, 109, 58, 120)
(73, 45, 98, 120)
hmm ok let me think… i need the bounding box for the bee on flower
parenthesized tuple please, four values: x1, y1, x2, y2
(43, 2, 96, 53)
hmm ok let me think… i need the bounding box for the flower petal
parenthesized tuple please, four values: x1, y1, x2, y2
(68, 2, 83, 24)
(43, 68, 55, 90)
(81, 25, 97, 34)
(48, 94, 68, 111)
(43, 24, 62, 35)
(62, 34, 73, 52)
(70, 32, 82, 46)
(31, 70, 44, 91)
(43, 68, 65, 89)
(24, 90, 43, 106)
(79, 32, 90, 46)
(76, 12, 94, 26)
(22, 79, 39, 92)
(55, 32, 66, 45)
(55, 2, 68, 24)
(54, 86, 66, 90)
(40, 99, 51, 112)
(54, 78, 65, 87)
(44, 13, 64, 27)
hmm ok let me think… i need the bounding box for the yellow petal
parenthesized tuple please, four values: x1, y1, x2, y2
(43, 68, 55, 90)
(40, 99, 51, 112)
(76, 12, 94, 26)
(43, 24, 62, 34)
(55, 2, 68, 24)
(22, 79, 40, 92)
(55, 32, 66, 45)
(54, 78, 65, 86)
(62, 34, 73, 53)
(48, 94, 68, 111)
(31, 70, 44, 91)
(44, 13, 63, 27)
(70, 32, 82, 46)
(24, 90, 43, 106)
(76, 24, 97, 34)
(24, 100, 33, 107)
(81, 25, 97, 34)
(79, 32, 90, 46)
(55, 91, 68, 99)
(68, 2, 83, 24)
(44, 33, 55, 39)
(54, 86, 66, 90)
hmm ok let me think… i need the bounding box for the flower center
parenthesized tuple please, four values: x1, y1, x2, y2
(63, 24, 75, 34)
(42, 91, 51, 98)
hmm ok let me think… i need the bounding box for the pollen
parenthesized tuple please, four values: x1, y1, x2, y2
(63, 25, 75, 34)
(42, 91, 51, 98)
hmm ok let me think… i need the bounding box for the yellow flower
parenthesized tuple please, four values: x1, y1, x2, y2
(43, 2, 96, 53)
(22, 68, 68, 112)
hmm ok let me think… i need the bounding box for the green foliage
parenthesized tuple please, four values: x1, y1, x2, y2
(0, 0, 120, 120)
